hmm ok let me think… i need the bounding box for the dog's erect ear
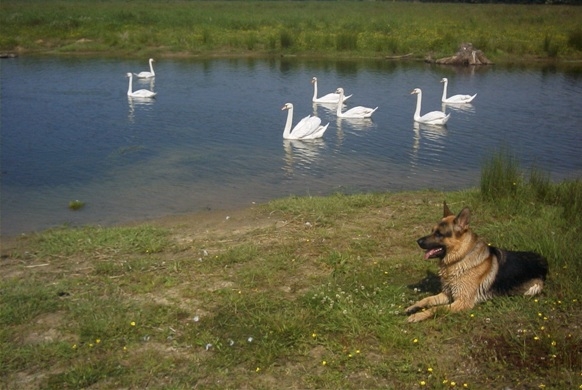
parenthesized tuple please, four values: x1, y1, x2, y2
(454, 207, 471, 231)
(443, 201, 454, 218)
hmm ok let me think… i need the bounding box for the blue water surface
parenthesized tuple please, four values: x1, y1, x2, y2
(1, 57, 581, 236)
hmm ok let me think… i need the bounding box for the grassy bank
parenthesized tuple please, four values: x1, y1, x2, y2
(1, 152, 581, 389)
(2, 1, 582, 62)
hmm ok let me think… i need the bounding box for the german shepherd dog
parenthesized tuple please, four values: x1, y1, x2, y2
(406, 202, 548, 322)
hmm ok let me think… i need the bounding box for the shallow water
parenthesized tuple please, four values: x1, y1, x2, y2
(1, 57, 581, 236)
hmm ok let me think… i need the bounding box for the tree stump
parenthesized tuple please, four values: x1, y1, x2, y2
(430, 43, 493, 66)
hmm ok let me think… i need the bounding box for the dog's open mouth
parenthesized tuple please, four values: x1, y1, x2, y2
(424, 247, 445, 260)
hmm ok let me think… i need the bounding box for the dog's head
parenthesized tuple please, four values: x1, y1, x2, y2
(417, 202, 471, 260)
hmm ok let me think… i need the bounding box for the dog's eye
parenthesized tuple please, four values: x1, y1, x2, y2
(434, 231, 442, 238)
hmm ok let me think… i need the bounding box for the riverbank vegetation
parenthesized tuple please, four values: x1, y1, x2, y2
(2, 1, 582, 62)
(1, 151, 581, 389)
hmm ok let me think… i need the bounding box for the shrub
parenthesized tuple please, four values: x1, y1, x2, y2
(543, 33, 559, 58)
(567, 28, 582, 51)
(280, 29, 293, 50)
(336, 32, 357, 51)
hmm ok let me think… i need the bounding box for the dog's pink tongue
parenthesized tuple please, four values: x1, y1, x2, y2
(424, 249, 438, 260)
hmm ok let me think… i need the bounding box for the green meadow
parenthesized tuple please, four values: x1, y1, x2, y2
(1, 151, 581, 389)
(1, 1, 582, 61)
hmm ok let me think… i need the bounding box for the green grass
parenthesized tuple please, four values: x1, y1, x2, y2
(2, 150, 581, 389)
(1, 1, 582, 61)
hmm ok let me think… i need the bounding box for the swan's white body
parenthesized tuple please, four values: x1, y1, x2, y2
(134, 58, 155, 79)
(335, 88, 377, 119)
(440, 78, 476, 104)
(311, 77, 351, 104)
(126, 73, 157, 98)
(411, 88, 450, 125)
(282, 103, 329, 140)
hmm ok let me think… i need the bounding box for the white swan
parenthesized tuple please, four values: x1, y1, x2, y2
(134, 58, 155, 79)
(281, 103, 329, 140)
(335, 88, 377, 119)
(312, 77, 351, 104)
(126, 73, 156, 98)
(411, 88, 450, 125)
(440, 78, 476, 104)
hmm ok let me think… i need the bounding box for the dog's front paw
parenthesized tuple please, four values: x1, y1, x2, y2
(405, 304, 422, 315)
(407, 310, 432, 323)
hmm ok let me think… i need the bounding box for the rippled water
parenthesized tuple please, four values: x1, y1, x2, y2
(1, 57, 581, 236)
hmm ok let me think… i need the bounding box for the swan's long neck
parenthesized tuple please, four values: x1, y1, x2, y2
(414, 92, 422, 120)
(127, 75, 133, 96)
(441, 80, 448, 101)
(336, 90, 344, 116)
(283, 107, 293, 138)
(149, 59, 155, 76)
(312, 80, 318, 101)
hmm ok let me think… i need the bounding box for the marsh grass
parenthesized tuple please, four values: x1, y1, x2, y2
(1, 1, 581, 61)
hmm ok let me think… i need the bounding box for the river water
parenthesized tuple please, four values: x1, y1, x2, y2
(1, 57, 581, 236)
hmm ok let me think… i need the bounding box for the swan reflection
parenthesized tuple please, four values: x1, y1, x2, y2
(335, 116, 377, 135)
(410, 121, 448, 168)
(127, 96, 156, 122)
(413, 121, 448, 141)
(312, 102, 347, 116)
(282, 139, 326, 176)
(441, 102, 476, 114)
(136, 77, 156, 91)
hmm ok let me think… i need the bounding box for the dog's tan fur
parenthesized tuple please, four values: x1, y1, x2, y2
(406, 202, 548, 322)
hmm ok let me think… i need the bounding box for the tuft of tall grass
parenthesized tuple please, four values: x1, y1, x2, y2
(480, 149, 582, 224)
(480, 147, 521, 201)
(555, 179, 582, 224)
